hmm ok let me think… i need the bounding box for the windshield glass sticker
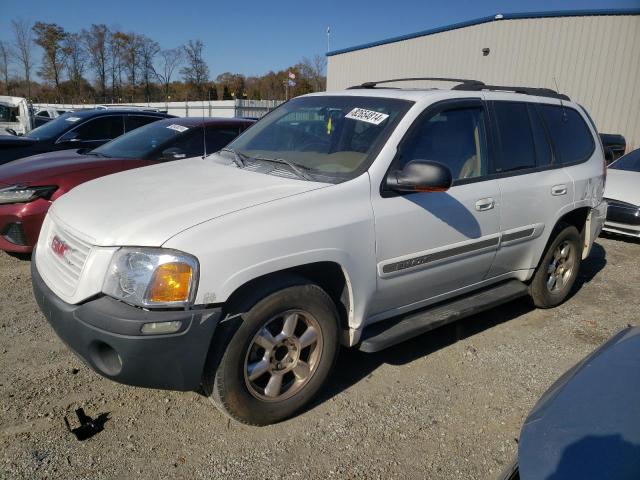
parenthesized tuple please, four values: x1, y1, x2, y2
(345, 108, 389, 125)
(65, 117, 81, 122)
(166, 124, 189, 133)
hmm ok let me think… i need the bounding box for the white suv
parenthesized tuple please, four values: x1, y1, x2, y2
(32, 79, 607, 425)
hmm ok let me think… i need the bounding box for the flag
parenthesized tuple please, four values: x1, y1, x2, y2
(327, 26, 330, 35)
(287, 79, 296, 87)
(288, 71, 296, 80)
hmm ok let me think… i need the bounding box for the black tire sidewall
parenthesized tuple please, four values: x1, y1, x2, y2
(531, 224, 582, 308)
(210, 284, 340, 425)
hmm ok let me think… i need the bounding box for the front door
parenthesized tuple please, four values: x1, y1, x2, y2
(370, 98, 500, 317)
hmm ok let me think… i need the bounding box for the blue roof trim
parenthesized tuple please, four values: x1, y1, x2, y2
(326, 8, 640, 56)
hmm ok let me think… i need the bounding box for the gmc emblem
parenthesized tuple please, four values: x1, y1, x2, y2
(51, 236, 71, 260)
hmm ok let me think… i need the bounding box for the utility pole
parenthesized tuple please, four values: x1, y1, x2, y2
(327, 26, 331, 52)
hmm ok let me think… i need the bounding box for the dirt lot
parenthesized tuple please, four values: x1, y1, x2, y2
(0, 234, 638, 480)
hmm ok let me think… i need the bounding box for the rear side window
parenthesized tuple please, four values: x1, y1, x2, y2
(126, 115, 161, 132)
(539, 105, 594, 164)
(492, 102, 536, 172)
(528, 105, 553, 167)
(73, 115, 124, 141)
(206, 127, 241, 152)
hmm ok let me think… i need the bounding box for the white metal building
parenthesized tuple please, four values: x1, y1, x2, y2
(327, 9, 640, 150)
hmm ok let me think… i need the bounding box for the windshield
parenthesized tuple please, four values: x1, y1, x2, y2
(25, 112, 81, 140)
(609, 148, 640, 172)
(224, 95, 412, 180)
(91, 120, 189, 159)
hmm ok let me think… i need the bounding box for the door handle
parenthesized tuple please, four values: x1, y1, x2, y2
(551, 184, 567, 196)
(475, 197, 495, 211)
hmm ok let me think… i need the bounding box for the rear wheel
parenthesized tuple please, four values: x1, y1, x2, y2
(529, 223, 582, 308)
(203, 282, 340, 425)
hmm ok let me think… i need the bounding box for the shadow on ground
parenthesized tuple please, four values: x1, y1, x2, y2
(309, 241, 608, 411)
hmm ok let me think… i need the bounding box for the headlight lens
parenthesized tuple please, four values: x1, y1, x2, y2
(0, 185, 57, 204)
(102, 247, 199, 308)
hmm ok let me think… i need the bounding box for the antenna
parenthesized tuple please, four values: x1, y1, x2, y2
(553, 77, 567, 122)
(202, 92, 208, 158)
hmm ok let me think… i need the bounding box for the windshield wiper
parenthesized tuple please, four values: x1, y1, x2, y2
(252, 155, 314, 181)
(220, 148, 247, 168)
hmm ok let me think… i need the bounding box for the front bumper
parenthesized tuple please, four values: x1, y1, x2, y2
(32, 260, 223, 391)
(0, 198, 51, 253)
(603, 198, 640, 237)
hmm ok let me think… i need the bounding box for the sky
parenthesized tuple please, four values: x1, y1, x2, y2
(1, 0, 639, 80)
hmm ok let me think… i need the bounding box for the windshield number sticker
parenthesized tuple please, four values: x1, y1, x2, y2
(65, 117, 81, 122)
(166, 124, 189, 133)
(345, 108, 389, 125)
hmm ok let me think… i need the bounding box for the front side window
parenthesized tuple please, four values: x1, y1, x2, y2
(398, 106, 488, 180)
(73, 115, 124, 141)
(539, 105, 594, 164)
(224, 96, 413, 180)
(493, 102, 537, 172)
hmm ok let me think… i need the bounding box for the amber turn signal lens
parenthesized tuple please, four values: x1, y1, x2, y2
(147, 262, 193, 303)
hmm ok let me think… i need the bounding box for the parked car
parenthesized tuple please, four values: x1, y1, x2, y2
(0, 96, 32, 136)
(0, 117, 253, 253)
(602, 148, 640, 238)
(0, 109, 173, 165)
(600, 133, 626, 164)
(33, 106, 70, 128)
(32, 78, 607, 425)
(501, 326, 640, 480)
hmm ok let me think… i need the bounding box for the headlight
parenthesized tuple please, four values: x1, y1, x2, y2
(102, 247, 199, 308)
(0, 185, 57, 204)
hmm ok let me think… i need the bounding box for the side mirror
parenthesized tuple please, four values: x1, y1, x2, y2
(161, 147, 187, 160)
(58, 131, 80, 144)
(386, 160, 453, 193)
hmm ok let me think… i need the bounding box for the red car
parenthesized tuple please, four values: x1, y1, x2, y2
(0, 117, 254, 253)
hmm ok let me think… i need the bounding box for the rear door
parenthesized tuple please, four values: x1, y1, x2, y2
(370, 98, 501, 315)
(487, 100, 574, 277)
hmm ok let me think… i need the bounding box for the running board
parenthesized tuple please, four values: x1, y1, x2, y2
(358, 280, 529, 353)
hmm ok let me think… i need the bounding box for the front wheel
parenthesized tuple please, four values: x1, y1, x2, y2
(203, 282, 340, 425)
(529, 223, 582, 308)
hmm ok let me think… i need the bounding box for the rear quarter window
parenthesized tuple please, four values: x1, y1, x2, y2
(539, 105, 594, 165)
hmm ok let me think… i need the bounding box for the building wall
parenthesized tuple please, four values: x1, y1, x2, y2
(327, 14, 640, 149)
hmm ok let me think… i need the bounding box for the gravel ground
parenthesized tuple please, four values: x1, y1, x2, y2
(0, 234, 638, 480)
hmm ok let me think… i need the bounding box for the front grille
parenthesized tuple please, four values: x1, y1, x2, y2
(1, 222, 27, 245)
(41, 219, 92, 296)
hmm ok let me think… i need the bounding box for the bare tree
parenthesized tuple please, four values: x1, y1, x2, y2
(11, 19, 34, 98)
(108, 30, 128, 101)
(0, 41, 12, 95)
(298, 54, 327, 92)
(180, 39, 209, 98)
(33, 22, 68, 95)
(138, 35, 159, 101)
(82, 24, 109, 101)
(64, 33, 87, 95)
(154, 48, 182, 99)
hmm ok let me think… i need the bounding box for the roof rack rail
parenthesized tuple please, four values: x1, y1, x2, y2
(348, 77, 484, 89)
(452, 83, 570, 101)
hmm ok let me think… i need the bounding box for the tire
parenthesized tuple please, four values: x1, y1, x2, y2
(529, 223, 582, 308)
(202, 281, 340, 425)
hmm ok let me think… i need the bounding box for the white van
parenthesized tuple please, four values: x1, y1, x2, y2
(32, 79, 607, 425)
(0, 96, 31, 136)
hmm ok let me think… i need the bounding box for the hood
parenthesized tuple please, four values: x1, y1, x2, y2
(604, 169, 640, 206)
(0, 149, 113, 185)
(518, 327, 640, 480)
(50, 156, 329, 247)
